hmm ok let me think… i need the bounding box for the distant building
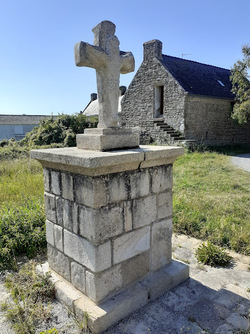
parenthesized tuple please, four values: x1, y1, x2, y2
(83, 86, 126, 118)
(0, 115, 51, 141)
(121, 40, 250, 146)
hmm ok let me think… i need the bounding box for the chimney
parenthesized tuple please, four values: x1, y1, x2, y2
(143, 39, 162, 61)
(91, 93, 97, 101)
(119, 86, 126, 96)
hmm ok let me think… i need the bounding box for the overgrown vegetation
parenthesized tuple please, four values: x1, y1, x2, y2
(1, 261, 55, 334)
(0, 158, 45, 270)
(0, 113, 98, 269)
(0, 113, 98, 160)
(195, 241, 232, 267)
(173, 149, 250, 255)
(0, 200, 46, 270)
(22, 113, 98, 147)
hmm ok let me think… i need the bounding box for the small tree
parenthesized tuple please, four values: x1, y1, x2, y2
(230, 45, 250, 124)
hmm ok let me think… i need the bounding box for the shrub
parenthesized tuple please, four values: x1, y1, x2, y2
(195, 241, 232, 267)
(23, 113, 98, 147)
(0, 113, 98, 160)
(0, 199, 46, 270)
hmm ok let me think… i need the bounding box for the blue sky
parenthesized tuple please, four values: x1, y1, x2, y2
(0, 0, 249, 115)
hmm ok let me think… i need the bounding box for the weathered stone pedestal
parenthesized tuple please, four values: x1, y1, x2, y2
(31, 145, 189, 333)
(77, 128, 139, 151)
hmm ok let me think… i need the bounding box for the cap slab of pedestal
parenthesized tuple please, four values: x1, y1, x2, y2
(76, 127, 139, 151)
(30, 145, 184, 177)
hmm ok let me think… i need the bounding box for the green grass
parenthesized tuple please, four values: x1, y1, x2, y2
(0, 148, 249, 271)
(173, 151, 250, 255)
(0, 157, 44, 205)
(0, 157, 46, 270)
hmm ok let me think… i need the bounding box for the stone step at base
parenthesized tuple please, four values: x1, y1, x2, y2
(37, 260, 189, 334)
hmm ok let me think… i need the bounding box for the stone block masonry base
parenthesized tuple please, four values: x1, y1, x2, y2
(37, 260, 188, 334)
(31, 145, 189, 333)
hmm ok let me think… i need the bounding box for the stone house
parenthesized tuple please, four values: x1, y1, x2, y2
(0, 114, 51, 141)
(121, 40, 250, 146)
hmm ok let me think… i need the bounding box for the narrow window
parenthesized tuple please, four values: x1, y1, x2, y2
(154, 85, 164, 117)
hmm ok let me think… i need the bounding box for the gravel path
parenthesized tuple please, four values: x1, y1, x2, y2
(231, 153, 250, 172)
(1, 234, 249, 333)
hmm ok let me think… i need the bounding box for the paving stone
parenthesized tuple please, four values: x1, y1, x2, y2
(192, 270, 227, 291)
(224, 283, 250, 299)
(212, 288, 243, 309)
(187, 298, 231, 332)
(215, 323, 234, 334)
(226, 313, 250, 331)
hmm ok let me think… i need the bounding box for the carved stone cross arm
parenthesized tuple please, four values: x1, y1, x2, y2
(74, 42, 108, 70)
(120, 51, 135, 74)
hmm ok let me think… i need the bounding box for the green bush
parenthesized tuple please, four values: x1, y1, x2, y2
(22, 113, 98, 147)
(195, 241, 232, 267)
(0, 199, 46, 270)
(0, 113, 98, 161)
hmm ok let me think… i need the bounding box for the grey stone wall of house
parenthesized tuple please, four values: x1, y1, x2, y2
(121, 40, 186, 144)
(185, 96, 250, 145)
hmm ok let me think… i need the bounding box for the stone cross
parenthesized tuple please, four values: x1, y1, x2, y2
(74, 21, 135, 129)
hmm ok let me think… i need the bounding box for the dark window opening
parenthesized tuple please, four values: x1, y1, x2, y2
(154, 86, 164, 117)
